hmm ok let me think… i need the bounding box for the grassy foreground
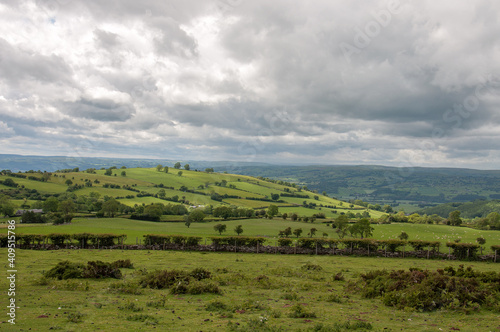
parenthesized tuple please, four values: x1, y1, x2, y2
(1, 249, 499, 331)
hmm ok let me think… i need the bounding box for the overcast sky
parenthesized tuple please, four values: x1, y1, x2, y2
(1, 0, 499, 169)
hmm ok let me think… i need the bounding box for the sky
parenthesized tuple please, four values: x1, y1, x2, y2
(0, 0, 500, 169)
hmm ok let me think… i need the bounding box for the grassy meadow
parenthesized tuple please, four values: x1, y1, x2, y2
(1, 249, 499, 332)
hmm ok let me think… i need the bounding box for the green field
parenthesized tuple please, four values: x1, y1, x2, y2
(1, 249, 499, 331)
(3, 217, 499, 253)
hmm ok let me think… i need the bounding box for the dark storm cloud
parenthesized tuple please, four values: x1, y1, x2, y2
(63, 98, 136, 122)
(0, 38, 73, 86)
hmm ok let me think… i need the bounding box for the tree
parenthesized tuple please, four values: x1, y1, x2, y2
(267, 204, 279, 218)
(174, 162, 181, 169)
(65, 179, 73, 186)
(398, 231, 409, 241)
(156, 164, 163, 171)
(234, 224, 243, 236)
(349, 218, 374, 239)
(144, 204, 163, 220)
(214, 223, 227, 235)
(383, 205, 394, 213)
(104, 168, 113, 176)
(185, 219, 191, 228)
(121, 171, 126, 177)
(282, 213, 288, 220)
(293, 228, 303, 238)
(164, 166, 169, 173)
(43, 197, 59, 212)
(177, 171, 183, 177)
(290, 213, 298, 221)
(184, 164, 190, 170)
(205, 168, 214, 173)
(0, 194, 15, 216)
(476, 236, 486, 254)
(309, 227, 317, 237)
(448, 210, 462, 226)
(189, 209, 205, 222)
(283, 227, 292, 238)
(59, 199, 76, 215)
(333, 215, 349, 239)
(157, 189, 166, 199)
(101, 198, 120, 217)
(271, 193, 280, 201)
(2, 178, 17, 187)
(213, 206, 233, 220)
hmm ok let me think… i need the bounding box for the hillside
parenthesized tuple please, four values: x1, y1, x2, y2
(0, 166, 385, 219)
(225, 165, 500, 207)
(416, 200, 500, 219)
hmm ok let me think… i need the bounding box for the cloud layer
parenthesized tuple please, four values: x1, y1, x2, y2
(1, 0, 499, 169)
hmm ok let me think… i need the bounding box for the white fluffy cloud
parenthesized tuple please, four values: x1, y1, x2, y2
(0, 0, 499, 168)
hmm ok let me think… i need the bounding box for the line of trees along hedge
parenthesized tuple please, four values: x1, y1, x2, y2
(143, 234, 202, 246)
(0, 233, 126, 247)
(2, 234, 497, 261)
(209, 236, 266, 246)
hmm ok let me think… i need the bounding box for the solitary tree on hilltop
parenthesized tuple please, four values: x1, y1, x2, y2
(174, 162, 181, 169)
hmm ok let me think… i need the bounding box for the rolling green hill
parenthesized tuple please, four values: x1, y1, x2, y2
(416, 200, 500, 219)
(0, 167, 385, 219)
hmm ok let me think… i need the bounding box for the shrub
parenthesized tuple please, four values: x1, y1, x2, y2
(119, 302, 143, 312)
(82, 261, 122, 279)
(174, 280, 222, 295)
(143, 234, 171, 245)
(139, 270, 189, 289)
(190, 267, 211, 280)
(126, 314, 158, 325)
(108, 281, 143, 295)
(277, 238, 293, 247)
(210, 236, 266, 247)
(72, 233, 93, 248)
(111, 259, 134, 269)
(185, 236, 202, 246)
(380, 239, 406, 253)
(44, 261, 84, 280)
(67, 311, 85, 323)
(205, 300, 229, 312)
(48, 233, 72, 246)
(446, 242, 480, 259)
(90, 234, 125, 247)
(349, 266, 500, 312)
(288, 304, 316, 318)
(45, 260, 123, 280)
(301, 263, 323, 271)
